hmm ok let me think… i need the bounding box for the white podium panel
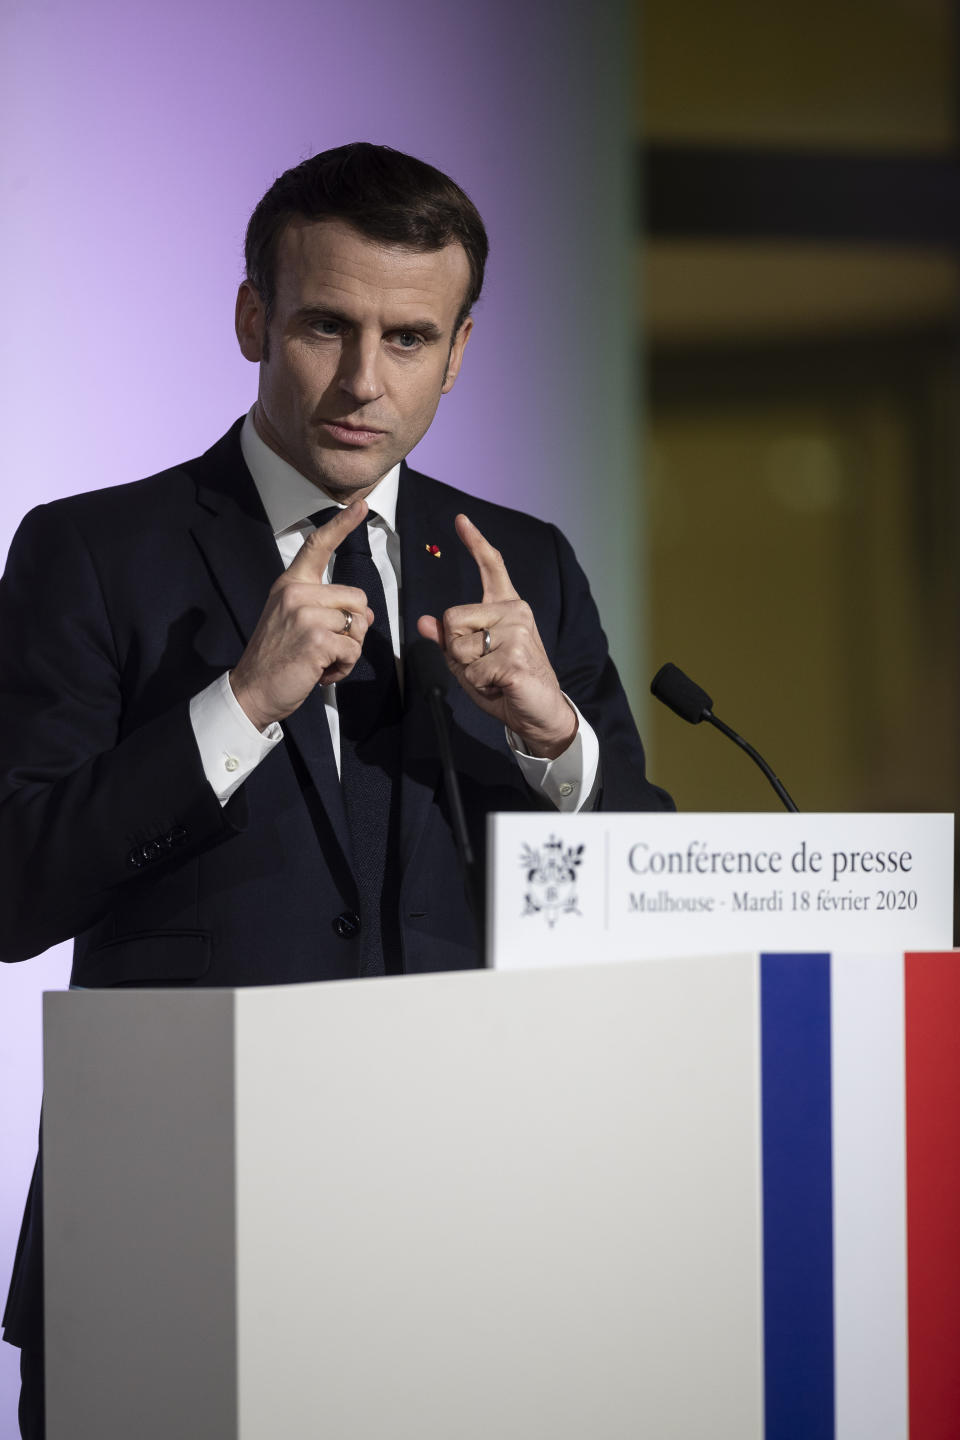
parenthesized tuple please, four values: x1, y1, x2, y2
(489, 812, 954, 966)
(43, 960, 764, 1440)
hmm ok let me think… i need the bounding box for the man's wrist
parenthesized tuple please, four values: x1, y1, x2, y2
(228, 670, 274, 734)
(513, 697, 579, 760)
(191, 672, 283, 805)
(508, 695, 599, 812)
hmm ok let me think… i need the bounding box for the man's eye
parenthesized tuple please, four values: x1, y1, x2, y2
(312, 319, 343, 336)
(392, 331, 422, 349)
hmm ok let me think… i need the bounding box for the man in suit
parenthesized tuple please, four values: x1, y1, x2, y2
(1, 142, 671, 1436)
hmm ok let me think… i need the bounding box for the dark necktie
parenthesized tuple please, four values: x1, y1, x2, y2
(311, 509, 402, 976)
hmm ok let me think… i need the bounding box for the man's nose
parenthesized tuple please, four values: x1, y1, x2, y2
(338, 336, 384, 404)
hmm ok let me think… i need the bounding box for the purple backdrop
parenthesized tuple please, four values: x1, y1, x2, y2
(0, 1, 637, 1425)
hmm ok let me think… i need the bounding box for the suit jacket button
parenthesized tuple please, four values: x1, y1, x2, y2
(333, 911, 361, 939)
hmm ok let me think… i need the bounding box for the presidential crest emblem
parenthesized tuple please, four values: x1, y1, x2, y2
(520, 834, 584, 927)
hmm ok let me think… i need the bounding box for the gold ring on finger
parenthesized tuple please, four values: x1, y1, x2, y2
(340, 609, 353, 634)
(482, 627, 492, 656)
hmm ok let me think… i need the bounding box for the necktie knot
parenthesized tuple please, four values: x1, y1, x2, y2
(309, 507, 372, 558)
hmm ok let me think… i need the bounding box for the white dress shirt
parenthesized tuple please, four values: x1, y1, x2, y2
(189, 410, 600, 810)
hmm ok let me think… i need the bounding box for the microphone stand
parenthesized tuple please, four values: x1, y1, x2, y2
(409, 640, 486, 958)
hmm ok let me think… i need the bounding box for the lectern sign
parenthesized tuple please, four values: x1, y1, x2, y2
(487, 812, 954, 967)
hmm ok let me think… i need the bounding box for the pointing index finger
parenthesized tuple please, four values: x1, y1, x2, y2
(455, 513, 518, 602)
(286, 499, 369, 582)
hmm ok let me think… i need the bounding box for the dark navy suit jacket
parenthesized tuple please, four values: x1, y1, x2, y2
(1, 419, 671, 1346)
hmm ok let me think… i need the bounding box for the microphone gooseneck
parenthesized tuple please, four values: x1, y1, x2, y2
(650, 662, 799, 814)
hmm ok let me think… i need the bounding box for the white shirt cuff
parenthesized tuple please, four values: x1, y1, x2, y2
(506, 696, 601, 812)
(189, 671, 283, 804)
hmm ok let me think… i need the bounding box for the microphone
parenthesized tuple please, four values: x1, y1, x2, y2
(407, 639, 485, 950)
(650, 661, 799, 813)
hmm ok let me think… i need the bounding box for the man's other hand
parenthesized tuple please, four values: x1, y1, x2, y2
(230, 501, 376, 732)
(417, 514, 578, 760)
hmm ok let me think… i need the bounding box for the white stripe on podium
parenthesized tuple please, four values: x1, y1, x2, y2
(831, 953, 908, 1440)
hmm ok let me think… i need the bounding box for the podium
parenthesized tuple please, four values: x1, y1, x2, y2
(43, 959, 766, 1439)
(40, 811, 960, 1435)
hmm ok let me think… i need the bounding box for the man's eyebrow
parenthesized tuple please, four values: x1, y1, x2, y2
(294, 305, 351, 326)
(392, 318, 443, 341)
(295, 306, 444, 341)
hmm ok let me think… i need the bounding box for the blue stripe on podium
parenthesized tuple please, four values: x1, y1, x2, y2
(761, 953, 835, 1440)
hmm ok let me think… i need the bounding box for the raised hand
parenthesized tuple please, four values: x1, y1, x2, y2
(230, 501, 376, 732)
(417, 514, 577, 759)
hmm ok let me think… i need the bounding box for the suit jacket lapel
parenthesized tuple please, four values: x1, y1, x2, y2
(397, 465, 481, 869)
(187, 423, 353, 867)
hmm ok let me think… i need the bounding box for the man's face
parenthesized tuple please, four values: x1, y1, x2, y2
(235, 218, 473, 500)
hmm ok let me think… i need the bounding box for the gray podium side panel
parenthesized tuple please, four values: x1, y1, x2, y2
(43, 990, 237, 1440)
(233, 958, 763, 1440)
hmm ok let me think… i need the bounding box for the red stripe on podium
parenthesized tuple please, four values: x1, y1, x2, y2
(905, 951, 960, 1440)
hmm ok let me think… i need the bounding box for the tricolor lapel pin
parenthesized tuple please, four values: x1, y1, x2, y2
(425, 543, 441, 557)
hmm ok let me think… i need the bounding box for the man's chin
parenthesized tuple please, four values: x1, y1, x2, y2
(308, 449, 396, 502)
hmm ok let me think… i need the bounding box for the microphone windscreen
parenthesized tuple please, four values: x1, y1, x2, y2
(408, 637, 450, 698)
(650, 662, 713, 725)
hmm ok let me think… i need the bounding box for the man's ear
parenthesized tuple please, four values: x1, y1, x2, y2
(235, 281, 266, 362)
(441, 316, 473, 394)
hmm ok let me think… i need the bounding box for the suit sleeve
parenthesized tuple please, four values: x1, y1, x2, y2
(0, 504, 245, 963)
(546, 523, 674, 813)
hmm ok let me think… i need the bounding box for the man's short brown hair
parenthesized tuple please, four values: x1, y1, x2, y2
(245, 142, 488, 340)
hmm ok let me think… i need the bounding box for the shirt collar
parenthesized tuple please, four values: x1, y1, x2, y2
(240, 408, 400, 536)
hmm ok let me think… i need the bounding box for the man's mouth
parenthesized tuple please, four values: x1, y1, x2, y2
(320, 420, 386, 447)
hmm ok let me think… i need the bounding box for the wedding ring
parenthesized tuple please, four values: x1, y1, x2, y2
(482, 627, 492, 656)
(340, 609, 353, 634)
